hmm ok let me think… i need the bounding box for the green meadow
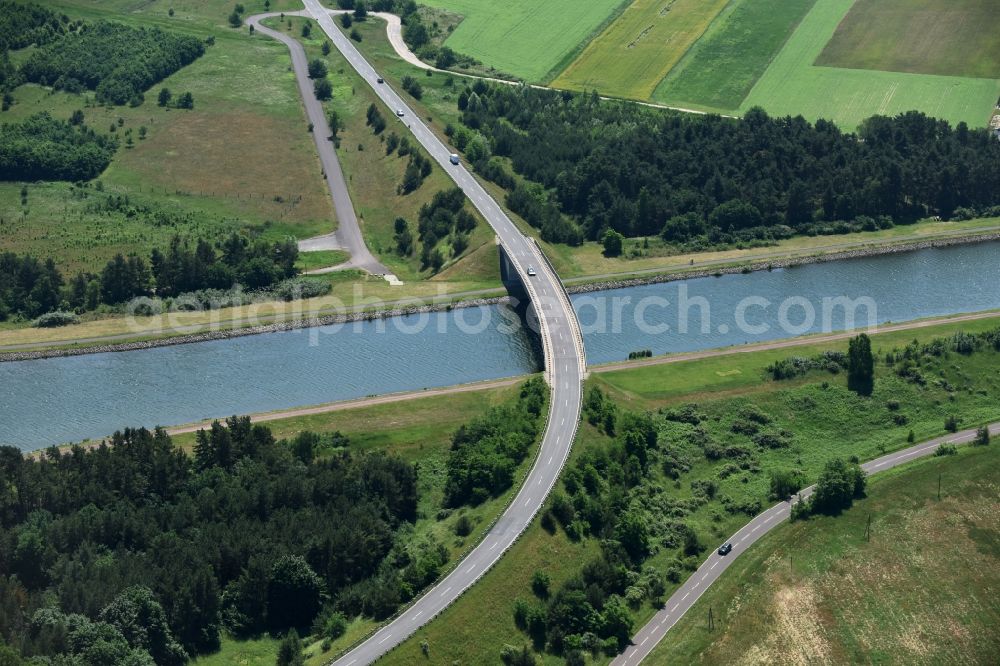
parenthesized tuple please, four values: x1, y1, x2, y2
(817, 0, 1000, 79)
(1, 0, 334, 272)
(419, 0, 625, 82)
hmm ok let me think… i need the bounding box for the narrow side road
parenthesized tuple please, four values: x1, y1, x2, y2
(247, 12, 390, 276)
(613, 422, 999, 665)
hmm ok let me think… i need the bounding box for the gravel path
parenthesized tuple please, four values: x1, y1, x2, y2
(248, 11, 390, 276)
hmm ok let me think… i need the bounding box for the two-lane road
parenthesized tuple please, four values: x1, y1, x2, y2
(299, 1, 586, 663)
(613, 422, 999, 665)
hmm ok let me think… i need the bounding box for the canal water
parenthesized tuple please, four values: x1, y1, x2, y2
(2, 241, 998, 449)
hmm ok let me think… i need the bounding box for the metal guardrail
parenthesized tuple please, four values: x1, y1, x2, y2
(532, 238, 587, 377)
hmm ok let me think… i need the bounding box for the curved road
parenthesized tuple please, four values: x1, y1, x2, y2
(247, 12, 389, 275)
(614, 422, 999, 665)
(298, 1, 587, 663)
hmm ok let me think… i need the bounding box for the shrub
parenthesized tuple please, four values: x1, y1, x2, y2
(271, 278, 331, 301)
(401, 75, 423, 99)
(453, 514, 472, 537)
(944, 415, 960, 433)
(602, 229, 624, 257)
(769, 469, 805, 499)
(314, 78, 332, 101)
(307, 58, 327, 79)
(324, 611, 347, 639)
(512, 598, 529, 629)
(935, 443, 958, 456)
(33, 310, 79, 327)
(974, 426, 990, 446)
(530, 571, 550, 599)
(809, 458, 866, 515)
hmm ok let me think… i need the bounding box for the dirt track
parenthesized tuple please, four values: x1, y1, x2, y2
(164, 377, 522, 435)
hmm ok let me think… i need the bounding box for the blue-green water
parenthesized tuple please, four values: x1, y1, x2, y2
(2, 242, 999, 449)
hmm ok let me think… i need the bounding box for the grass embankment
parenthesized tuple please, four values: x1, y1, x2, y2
(176, 379, 531, 665)
(652, 0, 817, 113)
(649, 443, 1000, 664)
(295, 249, 349, 272)
(551, 0, 729, 102)
(417, 0, 625, 83)
(0, 274, 507, 351)
(739, 0, 1000, 130)
(1, 0, 333, 274)
(816, 0, 1000, 79)
(383, 320, 1000, 664)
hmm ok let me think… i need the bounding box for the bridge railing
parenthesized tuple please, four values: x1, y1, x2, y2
(531, 237, 587, 376)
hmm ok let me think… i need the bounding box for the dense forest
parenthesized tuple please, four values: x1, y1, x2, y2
(0, 378, 549, 663)
(0, 112, 116, 181)
(0, 232, 299, 322)
(0, 421, 418, 663)
(19, 19, 205, 106)
(454, 84, 1000, 246)
(0, 1, 68, 52)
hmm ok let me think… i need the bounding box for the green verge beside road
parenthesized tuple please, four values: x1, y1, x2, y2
(648, 443, 1000, 664)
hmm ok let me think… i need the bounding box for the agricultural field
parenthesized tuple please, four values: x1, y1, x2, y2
(650, 443, 1000, 664)
(382, 317, 1000, 664)
(652, 0, 816, 113)
(739, 0, 1000, 130)
(550, 0, 728, 101)
(419, 0, 625, 82)
(541, 0, 1000, 128)
(816, 0, 1000, 79)
(0, 0, 335, 272)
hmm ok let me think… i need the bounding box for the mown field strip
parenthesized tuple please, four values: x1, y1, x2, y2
(551, 0, 729, 100)
(652, 0, 817, 113)
(419, 0, 624, 82)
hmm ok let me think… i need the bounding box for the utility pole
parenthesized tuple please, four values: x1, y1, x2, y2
(865, 513, 871, 542)
(938, 473, 942, 500)
(708, 607, 715, 631)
